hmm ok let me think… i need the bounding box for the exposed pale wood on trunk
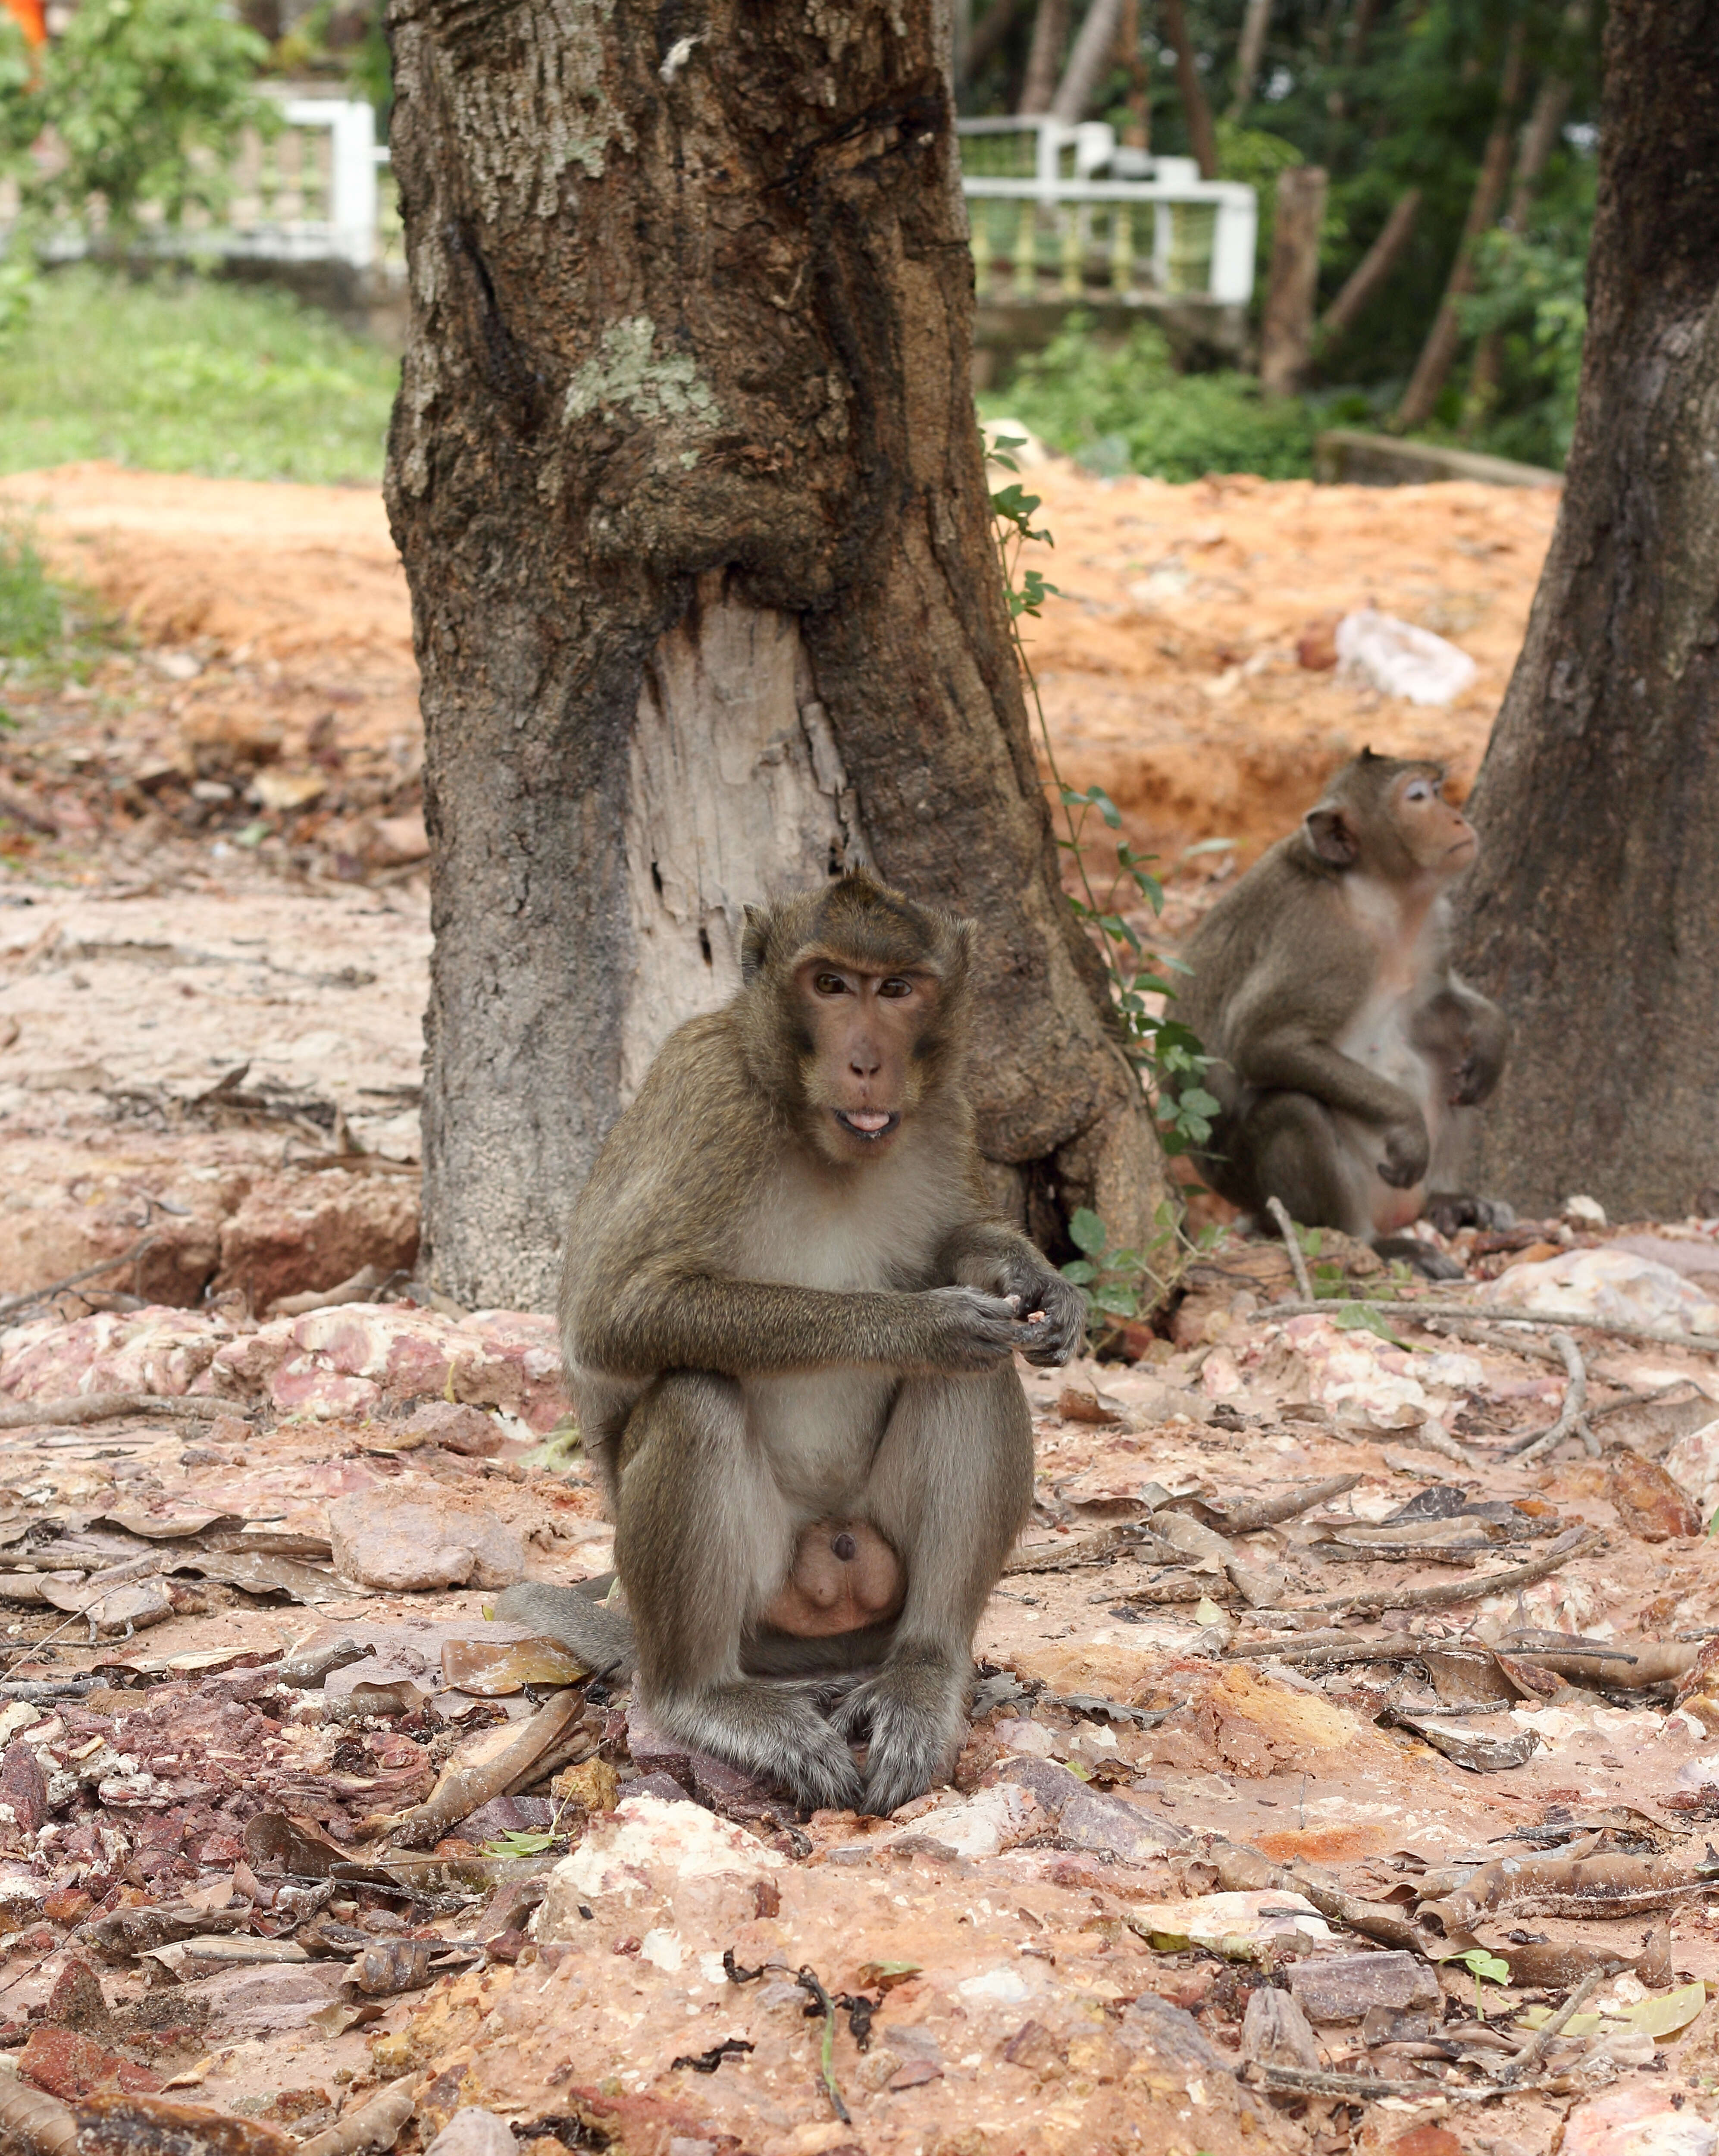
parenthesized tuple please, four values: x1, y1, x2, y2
(383, 0, 1167, 1309)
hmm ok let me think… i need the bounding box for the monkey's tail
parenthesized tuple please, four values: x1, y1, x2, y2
(492, 1580, 637, 1681)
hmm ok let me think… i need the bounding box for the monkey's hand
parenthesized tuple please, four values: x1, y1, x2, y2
(1377, 1113, 1431, 1191)
(919, 1286, 1036, 1372)
(996, 1263, 1087, 1367)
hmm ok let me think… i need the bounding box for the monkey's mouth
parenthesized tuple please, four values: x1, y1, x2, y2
(834, 1109, 900, 1142)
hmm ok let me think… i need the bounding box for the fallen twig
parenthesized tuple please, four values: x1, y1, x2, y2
(1420, 1315, 1570, 1366)
(0, 1235, 160, 1323)
(1494, 1969, 1604, 2084)
(378, 1689, 586, 1846)
(1225, 1628, 1357, 1658)
(1007, 1522, 1182, 1574)
(1196, 1833, 1421, 1952)
(296, 2073, 423, 2156)
(1265, 1198, 1314, 1303)
(1506, 1332, 1598, 1462)
(1246, 2060, 1562, 2101)
(1101, 1576, 1240, 1608)
(0, 1391, 238, 1431)
(1267, 1297, 1719, 1356)
(1165, 1473, 1362, 1534)
(1307, 1525, 1601, 1616)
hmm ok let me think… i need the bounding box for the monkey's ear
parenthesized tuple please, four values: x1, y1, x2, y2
(740, 904, 770, 987)
(1304, 806, 1358, 867)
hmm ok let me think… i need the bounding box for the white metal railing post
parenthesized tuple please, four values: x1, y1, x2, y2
(282, 96, 377, 270)
(1209, 185, 1257, 304)
(956, 128, 1257, 308)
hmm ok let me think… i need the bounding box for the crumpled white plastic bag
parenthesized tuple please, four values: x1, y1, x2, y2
(1335, 607, 1478, 705)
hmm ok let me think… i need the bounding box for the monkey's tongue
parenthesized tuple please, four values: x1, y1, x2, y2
(844, 1111, 892, 1134)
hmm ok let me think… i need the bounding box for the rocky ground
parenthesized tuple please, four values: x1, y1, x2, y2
(7, 461, 1719, 2156)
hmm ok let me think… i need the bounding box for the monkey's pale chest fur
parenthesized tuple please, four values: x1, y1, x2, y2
(1334, 877, 1451, 1231)
(730, 1135, 963, 1510)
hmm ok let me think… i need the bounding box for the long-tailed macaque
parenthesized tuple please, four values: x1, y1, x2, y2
(1174, 751, 1508, 1275)
(497, 871, 1085, 1814)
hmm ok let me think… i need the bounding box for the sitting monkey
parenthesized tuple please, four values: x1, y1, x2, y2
(498, 870, 1085, 1813)
(1173, 750, 1508, 1275)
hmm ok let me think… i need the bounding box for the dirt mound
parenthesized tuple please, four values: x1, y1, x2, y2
(0, 462, 409, 664)
(1017, 464, 1559, 861)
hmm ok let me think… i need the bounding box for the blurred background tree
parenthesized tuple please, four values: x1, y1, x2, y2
(964, 0, 1603, 477)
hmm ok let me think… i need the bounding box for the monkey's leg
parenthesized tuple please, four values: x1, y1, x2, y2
(1241, 1090, 1374, 1239)
(835, 1364, 1033, 1815)
(616, 1373, 866, 1811)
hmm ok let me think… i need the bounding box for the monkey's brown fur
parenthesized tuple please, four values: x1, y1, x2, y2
(1175, 750, 1509, 1273)
(498, 869, 1084, 1813)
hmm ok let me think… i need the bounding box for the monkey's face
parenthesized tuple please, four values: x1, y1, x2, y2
(1393, 768, 1478, 876)
(793, 956, 939, 1162)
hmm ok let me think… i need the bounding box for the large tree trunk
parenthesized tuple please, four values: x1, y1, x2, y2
(383, 0, 1166, 1311)
(1458, 0, 1719, 1222)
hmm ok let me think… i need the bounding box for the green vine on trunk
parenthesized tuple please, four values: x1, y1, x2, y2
(987, 434, 1220, 1158)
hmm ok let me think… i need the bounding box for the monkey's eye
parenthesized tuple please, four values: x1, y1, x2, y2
(813, 971, 849, 997)
(1403, 780, 1433, 804)
(877, 978, 914, 1000)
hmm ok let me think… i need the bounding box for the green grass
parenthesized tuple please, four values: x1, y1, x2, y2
(981, 313, 1320, 483)
(0, 263, 398, 484)
(0, 523, 66, 657)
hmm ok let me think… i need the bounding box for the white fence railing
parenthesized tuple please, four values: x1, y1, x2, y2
(14, 100, 1252, 311)
(957, 116, 1256, 307)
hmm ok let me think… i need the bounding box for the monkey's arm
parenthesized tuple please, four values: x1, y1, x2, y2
(575, 1272, 1035, 1381)
(1232, 1024, 1431, 1188)
(938, 1222, 1085, 1367)
(1446, 981, 1508, 1106)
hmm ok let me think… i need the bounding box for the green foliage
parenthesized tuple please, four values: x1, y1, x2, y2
(30, 0, 274, 236)
(0, 266, 398, 484)
(1061, 1207, 1152, 1321)
(0, 523, 65, 660)
(1455, 222, 1588, 467)
(988, 317, 1318, 483)
(989, 430, 1220, 1163)
(961, 0, 1602, 471)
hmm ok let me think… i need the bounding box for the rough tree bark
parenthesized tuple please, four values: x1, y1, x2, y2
(1458, 0, 1719, 1220)
(383, 0, 1167, 1310)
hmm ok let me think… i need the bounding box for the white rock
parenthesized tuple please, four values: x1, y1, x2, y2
(1562, 1193, 1608, 1227)
(537, 1793, 782, 1931)
(424, 2113, 519, 2156)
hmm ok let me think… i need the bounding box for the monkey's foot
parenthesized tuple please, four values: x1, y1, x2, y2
(832, 1644, 968, 1816)
(651, 1680, 864, 1812)
(1374, 1233, 1465, 1281)
(1425, 1191, 1516, 1238)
